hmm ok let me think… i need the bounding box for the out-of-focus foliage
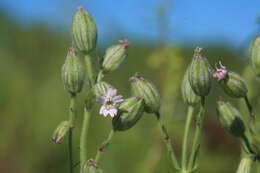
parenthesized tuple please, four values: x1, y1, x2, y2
(0, 12, 257, 173)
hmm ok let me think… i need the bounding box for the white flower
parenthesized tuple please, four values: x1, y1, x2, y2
(97, 88, 124, 117)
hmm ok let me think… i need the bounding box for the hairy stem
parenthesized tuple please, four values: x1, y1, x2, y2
(80, 107, 91, 170)
(156, 113, 180, 170)
(181, 106, 194, 171)
(188, 96, 205, 171)
(95, 129, 115, 163)
(68, 94, 76, 173)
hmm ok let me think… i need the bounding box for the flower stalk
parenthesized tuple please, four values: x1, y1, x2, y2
(188, 96, 205, 171)
(68, 94, 76, 173)
(181, 106, 194, 172)
(95, 129, 115, 163)
(80, 107, 92, 170)
(156, 112, 180, 171)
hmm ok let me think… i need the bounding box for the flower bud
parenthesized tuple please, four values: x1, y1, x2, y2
(62, 48, 85, 95)
(188, 47, 212, 96)
(182, 67, 200, 106)
(112, 97, 144, 131)
(130, 74, 160, 114)
(213, 63, 248, 98)
(72, 7, 97, 53)
(250, 35, 260, 76)
(92, 81, 113, 98)
(102, 40, 129, 73)
(216, 101, 246, 137)
(51, 121, 70, 144)
(82, 159, 104, 173)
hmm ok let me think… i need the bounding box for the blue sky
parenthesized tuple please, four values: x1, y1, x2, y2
(1, 0, 260, 47)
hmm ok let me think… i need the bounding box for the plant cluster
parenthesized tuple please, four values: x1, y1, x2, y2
(51, 7, 260, 173)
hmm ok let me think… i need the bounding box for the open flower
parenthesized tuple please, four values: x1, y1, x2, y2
(97, 88, 124, 117)
(213, 61, 228, 81)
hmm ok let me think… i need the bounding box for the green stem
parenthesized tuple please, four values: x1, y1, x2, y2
(95, 129, 115, 163)
(188, 96, 205, 171)
(68, 94, 76, 173)
(85, 54, 95, 86)
(80, 107, 91, 170)
(244, 96, 255, 122)
(156, 113, 180, 170)
(181, 106, 194, 171)
(236, 156, 254, 173)
(68, 129, 73, 173)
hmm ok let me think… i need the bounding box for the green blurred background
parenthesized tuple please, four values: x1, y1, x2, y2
(1, 0, 260, 173)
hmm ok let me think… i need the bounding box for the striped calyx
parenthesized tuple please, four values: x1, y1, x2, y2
(182, 67, 200, 106)
(217, 101, 245, 137)
(251, 35, 260, 77)
(218, 71, 248, 98)
(130, 74, 160, 114)
(92, 81, 113, 98)
(51, 121, 70, 144)
(72, 7, 97, 53)
(112, 97, 144, 131)
(62, 48, 85, 95)
(188, 47, 212, 97)
(102, 40, 129, 73)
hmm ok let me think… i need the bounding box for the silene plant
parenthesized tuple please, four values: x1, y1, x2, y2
(51, 7, 260, 173)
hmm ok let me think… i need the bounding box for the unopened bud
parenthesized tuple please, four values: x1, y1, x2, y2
(130, 74, 160, 114)
(250, 35, 260, 77)
(188, 47, 212, 96)
(92, 81, 113, 98)
(82, 159, 104, 173)
(217, 101, 245, 137)
(213, 63, 248, 98)
(182, 67, 200, 106)
(102, 40, 129, 73)
(51, 121, 70, 144)
(62, 48, 85, 95)
(112, 97, 144, 131)
(72, 7, 97, 53)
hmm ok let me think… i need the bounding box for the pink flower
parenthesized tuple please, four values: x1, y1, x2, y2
(97, 88, 124, 117)
(213, 62, 228, 81)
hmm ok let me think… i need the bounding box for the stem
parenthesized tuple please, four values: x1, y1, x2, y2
(188, 96, 205, 171)
(85, 54, 95, 86)
(68, 94, 76, 173)
(95, 129, 115, 163)
(68, 129, 73, 173)
(244, 96, 255, 122)
(80, 107, 91, 170)
(241, 134, 256, 156)
(181, 106, 194, 171)
(236, 156, 253, 173)
(156, 113, 180, 170)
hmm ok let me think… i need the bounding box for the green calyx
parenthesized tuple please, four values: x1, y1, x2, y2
(102, 40, 129, 73)
(72, 7, 97, 53)
(217, 101, 246, 137)
(62, 48, 85, 95)
(112, 97, 144, 131)
(51, 121, 70, 144)
(250, 35, 260, 77)
(219, 71, 248, 98)
(188, 47, 212, 97)
(182, 67, 200, 106)
(92, 81, 113, 98)
(130, 73, 160, 114)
